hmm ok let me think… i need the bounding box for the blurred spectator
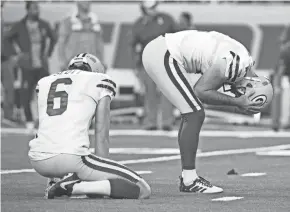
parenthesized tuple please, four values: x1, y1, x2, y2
(1, 1, 18, 121)
(5, 1, 56, 129)
(58, 1, 104, 71)
(177, 12, 196, 31)
(272, 24, 290, 131)
(280, 24, 290, 79)
(131, 0, 176, 131)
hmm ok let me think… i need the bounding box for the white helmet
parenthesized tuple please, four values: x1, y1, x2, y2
(68, 53, 105, 73)
(228, 76, 274, 110)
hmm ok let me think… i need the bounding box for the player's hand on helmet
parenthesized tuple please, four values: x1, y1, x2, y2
(235, 90, 262, 114)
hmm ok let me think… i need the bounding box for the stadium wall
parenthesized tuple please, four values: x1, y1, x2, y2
(3, 2, 290, 107)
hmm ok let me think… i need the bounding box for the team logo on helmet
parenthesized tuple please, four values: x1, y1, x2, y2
(252, 95, 267, 106)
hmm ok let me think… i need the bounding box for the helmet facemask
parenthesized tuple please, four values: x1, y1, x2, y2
(68, 61, 92, 72)
(223, 77, 259, 97)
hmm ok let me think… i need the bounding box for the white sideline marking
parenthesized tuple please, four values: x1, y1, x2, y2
(109, 148, 179, 155)
(212, 196, 244, 202)
(256, 150, 290, 156)
(0, 169, 152, 175)
(135, 171, 152, 175)
(2, 128, 290, 138)
(2, 144, 289, 175)
(108, 148, 180, 155)
(1, 169, 35, 174)
(241, 172, 266, 177)
(97, 148, 201, 155)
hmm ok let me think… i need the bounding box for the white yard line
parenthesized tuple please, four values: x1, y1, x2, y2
(107, 148, 181, 155)
(0, 169, 153, 175)
(2, 144, 290, 175)
(256, 150, 290, 156)
(105, 148, 201, 155)
(241, 172, 267, 177)
(212, 196, 244, 202)
(2, 128, 290, 137)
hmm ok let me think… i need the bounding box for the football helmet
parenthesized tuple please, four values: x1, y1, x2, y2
(141, 0, 159, 9)
(225, 76, 274, 109)
(68, 53, 105, 73)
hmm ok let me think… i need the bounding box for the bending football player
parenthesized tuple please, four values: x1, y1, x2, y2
(142, 30, 273, 193)
(28, 53, 151, 199)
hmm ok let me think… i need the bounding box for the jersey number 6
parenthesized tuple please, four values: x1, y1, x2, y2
(46, 78, 72, 116)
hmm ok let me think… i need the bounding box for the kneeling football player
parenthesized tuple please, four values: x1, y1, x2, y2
(28, 53, 151, 199)
(142, 30, 270, 193)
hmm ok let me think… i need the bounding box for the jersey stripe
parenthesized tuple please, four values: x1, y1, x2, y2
(102, 79, 116, 88)
(96, 84, 116, 96)
(228, 51, 235, 81)
(232, 54, 240, 82)
(229, 51, 240, 82)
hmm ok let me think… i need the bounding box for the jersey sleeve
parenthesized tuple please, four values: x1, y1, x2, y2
(222, 51, 241, 82)
(222, 50, 254, 83)
(86, 73, 117, 102)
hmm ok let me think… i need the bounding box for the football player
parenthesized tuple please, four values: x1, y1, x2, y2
(28, 53, 151, 199)
(142, 30, 263, 193)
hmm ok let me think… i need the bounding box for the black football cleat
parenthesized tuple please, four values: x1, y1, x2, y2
(45, 173, 80, 199)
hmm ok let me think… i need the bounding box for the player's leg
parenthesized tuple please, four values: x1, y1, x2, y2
(142, 36, 222, 193)
(73, 154, 151, 199)
(164, 59, 222, 193)
(31, 154, 150, 199)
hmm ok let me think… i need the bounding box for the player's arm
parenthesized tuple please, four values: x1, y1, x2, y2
(193, 59, 240, 107)
(94, 96, 111, 158)
(194, 57, 262, 112)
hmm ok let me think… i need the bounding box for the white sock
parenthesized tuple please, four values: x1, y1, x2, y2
(182, 169, 198, 186)
(72, 180, 111, 196)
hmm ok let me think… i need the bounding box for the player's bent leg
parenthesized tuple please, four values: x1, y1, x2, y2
(31, 154, 151, 199)
(31, 154, 150, 199)
(76, 154, 151, 199)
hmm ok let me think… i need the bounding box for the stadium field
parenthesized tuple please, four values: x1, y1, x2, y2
(1, 126, 290, 212)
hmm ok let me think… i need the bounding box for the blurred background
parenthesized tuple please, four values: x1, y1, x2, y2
(1, 0, 290, 131)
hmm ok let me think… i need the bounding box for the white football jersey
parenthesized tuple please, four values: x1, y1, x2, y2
(165, 30, 254, 83)
(29, 70, 116, 158)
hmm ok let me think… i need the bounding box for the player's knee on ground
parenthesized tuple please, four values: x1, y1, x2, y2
(136, 178, 151, 199)
(109, 178, 151, 199)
